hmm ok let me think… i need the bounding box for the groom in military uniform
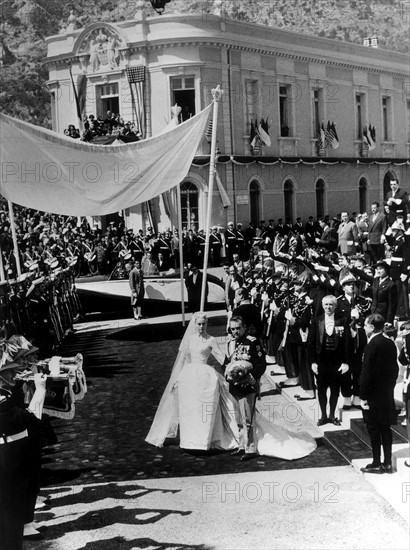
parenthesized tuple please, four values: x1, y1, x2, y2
(224, 315, 266, 460)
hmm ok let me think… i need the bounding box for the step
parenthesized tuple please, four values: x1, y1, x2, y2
(350, 418, 408, 447)
(323, 429, 372, 463)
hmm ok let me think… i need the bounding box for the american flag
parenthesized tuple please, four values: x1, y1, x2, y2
(126, 66, 146, 83)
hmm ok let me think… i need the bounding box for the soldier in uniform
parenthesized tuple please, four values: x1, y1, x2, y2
(0, 346, 47, 550)
(224, 221, 238, 264)
(224, 315, 266, 460)
(236, 222, 248, 261)
(209, 226, 222, 267)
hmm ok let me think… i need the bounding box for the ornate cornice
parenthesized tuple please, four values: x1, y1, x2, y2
(44, 38, 408, 80)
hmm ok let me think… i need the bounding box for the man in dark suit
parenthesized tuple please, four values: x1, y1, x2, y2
(368, 202, 387, 263)
(371, 260, 397, 325)
(185, 265, 208, 312)
(315, 218, 337, 252)
(307, 295, 351, 426)
(360, 313, 398, 473)
(304, 216, 317, 246)
(385, 179, 408, 225)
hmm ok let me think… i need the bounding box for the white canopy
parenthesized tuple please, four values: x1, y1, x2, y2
(0, 104, 211, 216)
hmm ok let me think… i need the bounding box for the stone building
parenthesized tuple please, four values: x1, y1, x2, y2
(44, 12, 410, 231)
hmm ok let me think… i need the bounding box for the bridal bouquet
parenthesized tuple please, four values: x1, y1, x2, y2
(225, 360, 257, 394)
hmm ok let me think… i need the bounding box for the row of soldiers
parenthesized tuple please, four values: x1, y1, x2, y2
(223, 237, 408, 413)
(0, 266, 81, 357)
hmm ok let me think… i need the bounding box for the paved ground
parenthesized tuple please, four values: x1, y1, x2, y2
(24, 311, 410, 550)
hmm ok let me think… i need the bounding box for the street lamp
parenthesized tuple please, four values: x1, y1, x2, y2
(150, 0, 171, 15)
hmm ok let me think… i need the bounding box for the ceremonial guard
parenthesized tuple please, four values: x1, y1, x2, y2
(224, 222, 238, 263)
(235, 223, 247, 261)
(384, 219, 409, 320)
(336, 275, 369, 409)
(276, 277, 314, 398)
(209, 226, 222, 267)
(0, 341, 47, 550)
(196, 230, 207, 265)
(156, 232, 172, 262)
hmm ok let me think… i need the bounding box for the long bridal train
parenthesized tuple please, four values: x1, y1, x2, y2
(145, 314, 317, 460)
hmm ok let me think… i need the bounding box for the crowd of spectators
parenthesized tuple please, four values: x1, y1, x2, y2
(64, 111, 140, 142)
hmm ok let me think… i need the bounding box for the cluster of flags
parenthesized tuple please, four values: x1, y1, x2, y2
(316, 121, 339, 156)
(250, 118, 271, 155)
(362, 124, 376, 154)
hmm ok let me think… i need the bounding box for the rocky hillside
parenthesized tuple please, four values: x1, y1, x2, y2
(0, 0, 408, 127)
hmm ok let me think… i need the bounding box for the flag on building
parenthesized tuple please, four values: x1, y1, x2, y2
(215, 169, 231, 208)
(368, 124, 376, 150)
(362, 125, 370, 155)
(67, 61, 85, 132)
(126, 66, 146, 138)
(316, 123, 326, 156)
(324, 121, 332, 148)
(329, 121, 339, 149)
(258, 118, 271, 147)
(250, 118, 262, 155)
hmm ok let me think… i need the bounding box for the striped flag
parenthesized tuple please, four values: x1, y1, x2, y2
(316, 123, 326, 156)
(126, 66, 146, 138)
(258, 118, 271, 147)
(324, 121, 332, 148)
(368, 124, 376, 150)
(67, 61, 85, 131)
(362, 125, 370, 156)
(329, 121, 339, 149)
(250, 118, 262, 155)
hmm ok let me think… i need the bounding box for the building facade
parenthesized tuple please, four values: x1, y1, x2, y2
(44, 12, 410, 231)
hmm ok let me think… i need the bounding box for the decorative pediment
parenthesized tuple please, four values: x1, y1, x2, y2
(73, 23, 129, 73)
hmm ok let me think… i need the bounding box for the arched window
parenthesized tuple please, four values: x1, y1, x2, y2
(359, 178, 368, 213)
(249, 180, 260, 223)
(284, 179, 294, 223)
(315, 179, 325, 218)
(180, 181, 199, 231)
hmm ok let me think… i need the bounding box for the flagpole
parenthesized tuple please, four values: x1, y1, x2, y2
(176, 183, 186, 326)
(200, 85, 223, 312)
(7, 200, 22, 278)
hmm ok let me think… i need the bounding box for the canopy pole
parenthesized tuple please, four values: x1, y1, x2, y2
(7, 201, 21, 279)
(176, 183, 186, 326)
(200, 85, 223, 312)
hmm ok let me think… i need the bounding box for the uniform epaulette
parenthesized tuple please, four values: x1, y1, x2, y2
(247, 335, 256, 341)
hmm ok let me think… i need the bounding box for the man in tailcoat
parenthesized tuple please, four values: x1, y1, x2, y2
(360, 313, 398, 474)
(367, 202, 387, 263)
(371, 260, 397, 325)
(307, 295, 351, 426)
(338, 211, 358, 256)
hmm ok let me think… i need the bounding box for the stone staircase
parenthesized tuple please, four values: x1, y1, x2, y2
(266, 365, 410, 524)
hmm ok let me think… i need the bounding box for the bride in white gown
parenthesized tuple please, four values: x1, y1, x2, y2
(146, 313, 317, 459)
